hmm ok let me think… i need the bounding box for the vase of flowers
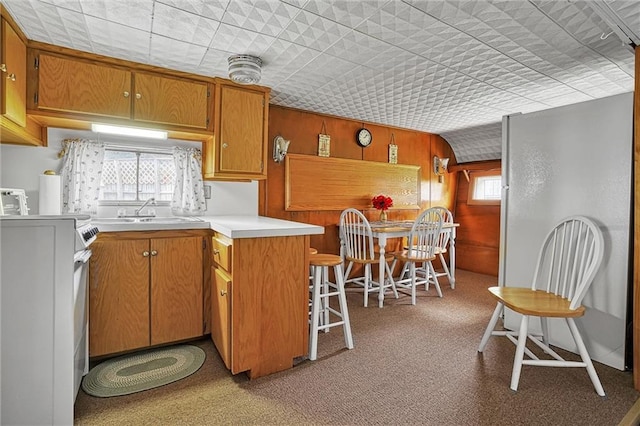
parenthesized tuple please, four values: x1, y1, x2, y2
(372, 194, 393, 222)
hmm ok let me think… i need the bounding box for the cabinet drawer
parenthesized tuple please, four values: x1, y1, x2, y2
(212, 235, 232, 273)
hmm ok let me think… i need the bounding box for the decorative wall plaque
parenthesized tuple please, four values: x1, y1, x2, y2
(318, 121, 330, 157)
(388, 133, 398, 164)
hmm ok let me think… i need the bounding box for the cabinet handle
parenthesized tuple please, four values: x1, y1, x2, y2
(213, 249, 220, 255)
(0, 64, 6, 73)
(220, 290, 227, 296)
(7, 73, 16, 82)
(142, 251, 150, 257)
(123, 91, 130, 98)
(136, 93, 142, 100)
(151, 250, 158, 256)
(222, 143, 228, 149)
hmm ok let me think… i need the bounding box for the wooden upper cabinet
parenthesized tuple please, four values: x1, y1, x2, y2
(133, 72, 208, 129)
(37, 53, 131, 119)
(219, 85, 265, 175)
(32, 52, 211, 131)
(0, 14, 42, 146)
(1, 18, 26, 127)
(205, 82, 269, 180)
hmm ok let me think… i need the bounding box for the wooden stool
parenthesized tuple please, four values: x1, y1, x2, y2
(308, 253, 354, 361)
(308, 247, 318, 322)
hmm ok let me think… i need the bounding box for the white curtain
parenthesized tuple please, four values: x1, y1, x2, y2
(172, 146, 206, 215)
(60, 138, 105, 214)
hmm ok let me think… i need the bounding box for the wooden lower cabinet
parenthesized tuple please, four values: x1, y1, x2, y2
(210, 232, 309, 378)
(89, 232, 205, 357)
(212, 267, 231, 369)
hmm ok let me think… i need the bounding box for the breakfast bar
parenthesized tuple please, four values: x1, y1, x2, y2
(204, 215, 324, 378)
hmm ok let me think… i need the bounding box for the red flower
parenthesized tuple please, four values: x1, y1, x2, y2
(372, 195, 393, 211)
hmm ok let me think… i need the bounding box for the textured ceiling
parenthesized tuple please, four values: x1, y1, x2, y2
(3, 0, 638, 163)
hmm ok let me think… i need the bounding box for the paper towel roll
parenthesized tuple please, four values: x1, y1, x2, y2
(39, 174, 61, 215)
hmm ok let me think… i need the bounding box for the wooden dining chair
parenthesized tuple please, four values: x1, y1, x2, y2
(477, 216, 605, 396)
(339, 208, 397, 307)
(391, 208, 443, 304)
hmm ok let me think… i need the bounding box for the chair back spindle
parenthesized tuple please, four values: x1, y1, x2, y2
(406, 208, 443, 261)
(532, 217, 603, 310)
(340, 208, 376, 262)
(431, 206, 453, 252)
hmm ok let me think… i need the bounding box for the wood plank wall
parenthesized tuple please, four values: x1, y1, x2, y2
(451, 161, 501, 276)
(259, 105, 457, 257)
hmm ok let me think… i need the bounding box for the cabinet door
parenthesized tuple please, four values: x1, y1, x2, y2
(150, 236, 203, 345)
(37, 53, 131, 118)
(212, 267, 232, 369)
(1, 18, 26, 127)
(134, 72, 208, 129)
(218, 85, 266, 176)
(89, 239, 150, 356)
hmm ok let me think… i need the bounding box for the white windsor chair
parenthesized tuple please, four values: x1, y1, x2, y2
(391, 208, 444, 304)
(477, 216, 606, 396)
(339, 208, 397, 307)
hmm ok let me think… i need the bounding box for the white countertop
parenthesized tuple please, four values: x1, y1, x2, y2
(93, 215, 325, 238)
(203, 215, 325, 238)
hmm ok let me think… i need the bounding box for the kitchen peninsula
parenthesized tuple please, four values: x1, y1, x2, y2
(90, 215, 323, 379)
(207, 215, 324, 378)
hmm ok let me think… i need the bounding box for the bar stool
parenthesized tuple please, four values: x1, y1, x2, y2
(308, 253, 354, 361)
(308, 247, 319, 322)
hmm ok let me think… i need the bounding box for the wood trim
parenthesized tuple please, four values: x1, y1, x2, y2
(633, 46, 639, 391)
(284, 153, 421, 211)
(95, 229, 211, 241)
(449, 159, 501, 173)
(0, 4, 28, 43)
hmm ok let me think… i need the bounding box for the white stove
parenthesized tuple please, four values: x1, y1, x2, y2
(76, 216, 99, 250)
(0, 214, 98, 425)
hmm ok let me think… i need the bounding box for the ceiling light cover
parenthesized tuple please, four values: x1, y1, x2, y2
(228, 54, 262, 85)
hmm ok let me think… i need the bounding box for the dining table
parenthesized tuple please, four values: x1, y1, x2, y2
(340, 220, 459, 308)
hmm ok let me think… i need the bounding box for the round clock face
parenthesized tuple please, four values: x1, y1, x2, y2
(356, 128, 372, 147)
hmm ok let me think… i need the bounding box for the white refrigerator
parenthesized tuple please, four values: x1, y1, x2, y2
(500, 92, 633, 370)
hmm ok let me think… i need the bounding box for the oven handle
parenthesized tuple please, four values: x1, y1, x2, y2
(74, 249, 92, 264)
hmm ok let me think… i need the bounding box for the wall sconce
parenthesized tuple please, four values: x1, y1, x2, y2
(433, 156, 450, 183)
(273, 135, 290, 163)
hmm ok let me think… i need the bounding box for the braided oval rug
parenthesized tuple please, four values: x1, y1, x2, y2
(81, 344, 206, 397)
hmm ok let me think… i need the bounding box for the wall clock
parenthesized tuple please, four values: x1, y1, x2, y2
(356, 128, 372, 147)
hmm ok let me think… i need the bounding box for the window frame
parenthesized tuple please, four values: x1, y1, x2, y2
(98, 145, 175, 207)
(467, 169, 502, 206)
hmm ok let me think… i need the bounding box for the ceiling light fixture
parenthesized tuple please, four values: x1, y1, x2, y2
(228, 54, 262, 85)
(91, 124, 168, 139)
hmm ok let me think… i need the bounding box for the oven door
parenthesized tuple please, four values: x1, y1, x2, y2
(73, 249, 91, 399)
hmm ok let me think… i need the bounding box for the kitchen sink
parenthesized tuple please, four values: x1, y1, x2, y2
(93, 218, 137, 223)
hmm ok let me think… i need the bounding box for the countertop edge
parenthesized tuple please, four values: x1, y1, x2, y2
(94, 215, 325, 238)
(205, 216, 325, 239)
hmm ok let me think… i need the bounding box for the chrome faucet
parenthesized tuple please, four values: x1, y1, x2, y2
(134, 197, 157, 216)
